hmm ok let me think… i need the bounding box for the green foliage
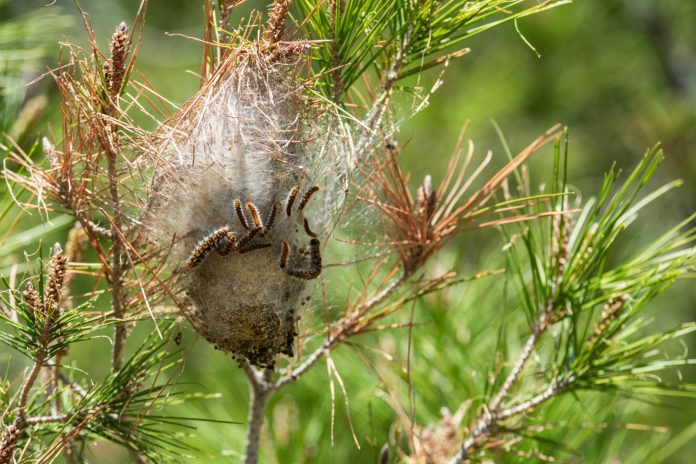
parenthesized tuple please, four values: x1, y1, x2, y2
(469, 142, 696, 460)
(0, 0, 72, 135)
(0, 288, 104, 361)
(294, 0, 570, 99)
(0, 272, 198, 461)
(68, 327, 191, 461)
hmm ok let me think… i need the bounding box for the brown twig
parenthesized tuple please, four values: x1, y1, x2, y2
(102, 23, 131, 372)
(107, 140, 127, 372)
(275, 270, 412, 389)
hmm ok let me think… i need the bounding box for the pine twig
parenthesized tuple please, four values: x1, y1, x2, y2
(488, 314, 547, 411)
(101, 22, 131, 372)
(107, 134, 127, 372)
(24, 415, 72, 426)
(328, 0, 343, 102)
(449, 311, 563, 462)
(275, 270, 412, 389)
(355, 25, 413, 157)
(1, 246, 67, 463)
(239, 270, 413, 461)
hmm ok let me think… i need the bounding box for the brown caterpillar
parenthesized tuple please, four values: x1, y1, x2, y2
(238, 242, 272, 254)
(235, 227, 260, 250)
(279, 240, 290, 268)
(303, 218, 318, 238)
(286, 239, 322, 280)
(261, 203, 277, 237)
(246, 201, 263, 229)
(285, 186, 300, 216)
(187, 226, 235, 268)
(298, 186, 319, 211)
(234, 198, 249, 229)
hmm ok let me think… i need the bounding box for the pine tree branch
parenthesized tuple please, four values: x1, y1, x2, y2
(25, 414, 72, 426)
(450, 312, 555, 462)
(495, 379, 569, 421)
(239, 270, 413, 461)
(105, 134, 127, 372)
(488, 313, 547, 411)
(242, 363, 273, 464)
(274, 270, 412, 389)
(18, 355, 45, 423)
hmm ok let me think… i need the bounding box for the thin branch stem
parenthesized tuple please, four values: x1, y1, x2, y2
(354, 26, 412, 158)
(48, 357, 75, 464)
(18, 353, 46, 422)
(25, 414, 71, 426)
(489, 314, 546, 411)
(450, 313, 554, 463)
(3, 308, 55, 460)
(239, 270, 412, 461)
(242, 361, 273, 464)
(496, 379, 569, 421)
(275, 270, 411, 389)
(18, 306, 59, 422)
(449, 377, 569, 464)
(58, 373, 87, 398)
(104, 128, 127, 372)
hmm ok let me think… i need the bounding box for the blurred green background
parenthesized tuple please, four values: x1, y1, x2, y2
(1, 0, 694, 462)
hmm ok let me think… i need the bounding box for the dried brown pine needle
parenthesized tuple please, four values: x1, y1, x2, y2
(361, 125, 563, 272)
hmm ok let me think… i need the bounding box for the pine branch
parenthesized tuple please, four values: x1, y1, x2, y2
(447, 146, 696, 462)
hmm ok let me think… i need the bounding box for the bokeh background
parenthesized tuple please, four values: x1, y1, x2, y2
(1, 0, 695, 462)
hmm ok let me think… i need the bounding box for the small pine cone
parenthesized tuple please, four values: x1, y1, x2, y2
(551, 211, 571, 276)
(45, 243, 68, 313)
(107, 22, 129, 98)
(22, 281, 44, 319)
(0, 419, 24, 463)
(593, 294, 630, 338)
(264, 0, 291, 44)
